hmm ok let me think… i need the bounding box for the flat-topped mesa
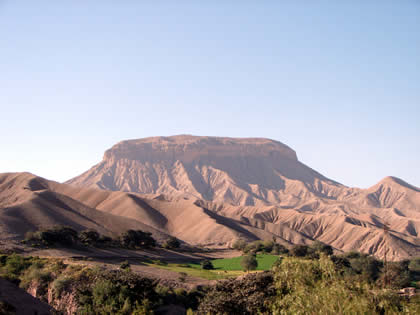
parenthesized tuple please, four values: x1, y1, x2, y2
(67, 135, 344, 206)
(103, 135, 298, 164)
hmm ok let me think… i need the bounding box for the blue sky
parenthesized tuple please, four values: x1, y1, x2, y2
(0, 1, 419, 188)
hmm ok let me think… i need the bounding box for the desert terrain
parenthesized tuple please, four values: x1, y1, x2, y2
(1, 135, 419, 261)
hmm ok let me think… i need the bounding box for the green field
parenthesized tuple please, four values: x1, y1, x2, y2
(146, 254, 280, 280)
(210, 254, 280, 271)
(144, 262, 243, 280)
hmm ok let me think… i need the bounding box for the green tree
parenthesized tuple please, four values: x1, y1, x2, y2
(289, 244, 310, 257)
(271, 255, 404, 314)
(271, 243, 289, 255)
(79, 230, 100, 246)
(197, 271, 275, 315)
(120, 230, 156, 249)
(310, 240, 333, 256)
(200, 260, 214, 270)
(241, 255, 258, 272)
(162, 236, 180, 249)
(232, 239, 247, 251)
(120, 260, 131, 271)
(377, 261, 411, 289)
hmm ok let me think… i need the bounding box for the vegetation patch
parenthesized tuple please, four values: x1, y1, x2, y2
(144, 262, 243, 280)
(0, 251, 419, 314)
(210, 254, 279, 271)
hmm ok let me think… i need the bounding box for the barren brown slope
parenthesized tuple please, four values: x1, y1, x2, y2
(0, 172, 301, 247)
(63, 173, 420, 260)
(60, 179, 420, 260)
(47, 177, 307, 247)
(0, 173, 169, 241)
(201, 175, 420, 261)
(1, 172, 419, 260)
(64, 135, 420, 260)
(198, 197, 420, 261)
(67, 135, 345, 206)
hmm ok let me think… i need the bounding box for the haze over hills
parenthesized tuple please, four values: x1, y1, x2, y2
(1, 136, 419, 260)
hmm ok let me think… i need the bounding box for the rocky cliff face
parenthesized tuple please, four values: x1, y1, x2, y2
(64, 135, 420, 260)
(67, 135, 344, 206)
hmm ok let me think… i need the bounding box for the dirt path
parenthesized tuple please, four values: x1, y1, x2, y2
(28, 247, 241, 263)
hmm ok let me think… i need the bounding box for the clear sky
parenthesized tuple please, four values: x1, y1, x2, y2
(0, 1, 419, 188)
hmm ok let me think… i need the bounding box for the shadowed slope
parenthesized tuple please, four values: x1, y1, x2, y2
(0, 173, 169, 241)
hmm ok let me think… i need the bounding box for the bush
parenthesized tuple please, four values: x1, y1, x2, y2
(271, 255, 405, 314)
(243, 241, 264, 254)
(310, 240, 333, 256)
(200, 260, 214, 270)
(377, 261, 411, 289)
(52, 276, 72, 298)
(20, 265, 51, 291)
(197, 272, 275, 315)
(262, 240, 275, 253)
(271, 243, 289, 255)
(120, 260, 131, 270)
(162, 236, 180, 249)
(178, 272, 187, 282)
(25, 226, 78, 247)
(409, 257, 420, 272)
(348, 254, 382, 282)
(289, 244, 310, 257)
(79, 230, 100, 246)
(232, 239, 247, 251)
(120, 230, 156, 249)
(4, 253, 29, 276)
(241, 255, 258, 272)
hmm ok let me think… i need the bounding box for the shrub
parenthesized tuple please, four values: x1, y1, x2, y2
(232, 239, 247, 251)
(262, 240, 275, 253)
(271, 255, 405, 314)
(289, 244, 310, 257)
(409, 257, 420, 272)
(178, 272, 187, 282)
(348, 254, 382, 282)
(377, 261, 411, 289)
(98, 235, 113, 245)
(310, 240, 334, 256)
(330, 255, 351, 273)
(0, 254, 7, 266)
(197, 272, 275, 314)
(120, 230, 156, 249)
(271, 243, 289, 255)
(25, 226, 78, 247)
(241, 255, 258, 272)
(52, 276, 72, 298)
(200, 260, 214, 270)
(20, 265, 51, 291)
(243, 241, 264, 254)
(76, 269, 158, 314)
(120, 260, 131, 270)
(162, 236, 180, 249)
(155, 284, 170, 297)
(79, 230, 100, 246)
(4, 253, 29, 275)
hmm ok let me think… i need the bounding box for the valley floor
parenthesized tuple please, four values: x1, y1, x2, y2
(2, 242, 244, 286)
